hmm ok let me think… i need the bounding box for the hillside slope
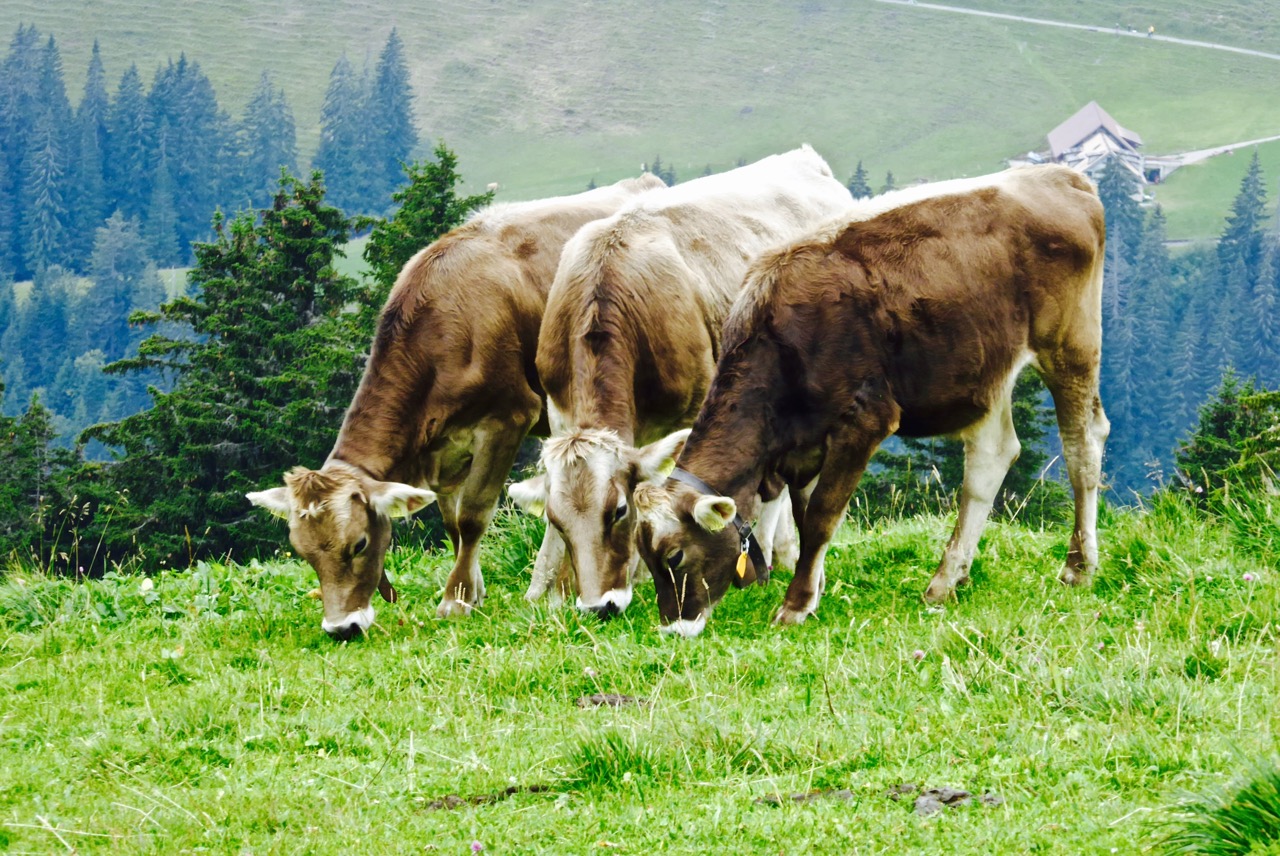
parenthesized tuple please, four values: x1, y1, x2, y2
(3, 1, 1278, 236)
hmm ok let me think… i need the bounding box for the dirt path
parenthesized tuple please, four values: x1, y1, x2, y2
(871, 0, 1280, 63)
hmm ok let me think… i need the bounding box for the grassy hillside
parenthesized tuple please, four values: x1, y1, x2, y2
(1, 492, 1278, 852)
(3, 1, 1279, 238)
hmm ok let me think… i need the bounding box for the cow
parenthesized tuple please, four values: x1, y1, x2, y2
(246, 173, 666, 638)
(633, 164, 1108, 636)
(507, 146, 853, 616)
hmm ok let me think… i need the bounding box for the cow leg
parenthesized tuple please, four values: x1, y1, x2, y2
(436, 420, 531, 618)
(525, 525, 573, 606)
(756, 489, 799, 571)
(923, 392, 1021, 602)
(1044, 371, 1109, 587)
(776, 434, 886, 625)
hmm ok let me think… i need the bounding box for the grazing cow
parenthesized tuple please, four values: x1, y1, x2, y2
(634, 164, 1108, 636)
(508, 147, 852, 616)
(246, 174, 665, 638)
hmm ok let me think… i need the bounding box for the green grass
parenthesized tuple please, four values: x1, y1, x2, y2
(2, 491, 1278, 852)
(3, 1, 1279, 237)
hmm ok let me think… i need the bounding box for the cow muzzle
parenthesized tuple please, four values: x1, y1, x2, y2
(321, 604, 376, 640)
(576, 588, 633, 619)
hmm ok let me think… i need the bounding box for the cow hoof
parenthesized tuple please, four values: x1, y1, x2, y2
(436, 599, 474, 619)
(774, 605, 812, 626)
(1059, 566, 1090, 587)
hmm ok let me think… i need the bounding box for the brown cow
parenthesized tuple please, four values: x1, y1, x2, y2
(507, 147, 853, 616)
(246, 174, 665, 638)
(634, 164, 1108, 636)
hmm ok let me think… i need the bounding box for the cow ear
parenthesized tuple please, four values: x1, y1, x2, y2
(691, 495, 736, 533)
(508, 475, 548, 517)
(631, 428, 692, 483)
(247, 487, 292, 519)
(368, 481, 437, 518)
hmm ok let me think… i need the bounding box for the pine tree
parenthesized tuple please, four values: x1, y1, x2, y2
(83, 212, 161, 362)
(82, 172, 374, 565)
(1247, 237, 1280, 386)
(1094, 155, 1144, 264)
(20, 114, 71, 275)
(17, 35, 74, 277)
(68, 41, 111, 265)
(145, 122, 181, 266)
(314, 54, 373, 215)
(880, 171, 896, 194)
(647, 155, 676, 186)
(0, 386, 76, 563)
(370, 29, 417, 205)
(1217, 150, 1268, 278)
(360, 142, 494, 306)
(235, 73, 298, 211)
(146, 55, 232, 259)
(0, 25, 44, 278)
(847, 160, 872, 199)
(105, 64, 150, 221)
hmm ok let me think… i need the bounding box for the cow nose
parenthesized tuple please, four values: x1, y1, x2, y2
(324, 621, 364, 641)
(585, 601, 622, 620)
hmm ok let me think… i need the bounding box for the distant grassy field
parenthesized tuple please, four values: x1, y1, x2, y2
(3, 1, 1278, 238)
(2, 490, 1277, 852)
(1154, 139, 1280, 242)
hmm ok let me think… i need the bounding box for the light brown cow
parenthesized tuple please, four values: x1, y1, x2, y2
(634, 164, 1108, 636)
(508, 147, 852, 616)
(246, 174, 665, 638)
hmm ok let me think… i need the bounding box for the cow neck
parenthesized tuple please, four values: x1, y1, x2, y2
(327, 370, 422, 485)
(675, 339, 781, 512)
(570, 333, 640, 443)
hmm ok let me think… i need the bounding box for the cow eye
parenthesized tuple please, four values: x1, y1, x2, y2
(352, 536, 369, 557)
(666, 550, 684, 570)
(611, 501, 628, 526)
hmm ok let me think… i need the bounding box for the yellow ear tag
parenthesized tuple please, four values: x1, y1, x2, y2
(736, 550, 749, 579)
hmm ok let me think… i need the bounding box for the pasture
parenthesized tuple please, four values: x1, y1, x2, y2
(2, 491, 1277, 852)
(3, 0, 1280, 238)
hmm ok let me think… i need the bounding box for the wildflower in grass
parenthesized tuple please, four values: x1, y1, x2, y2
(1243, 573, 1255, 582)
(913, 649, 926, 661)
(471, 841, 484, 852)
(1097, 642, 1105, 651)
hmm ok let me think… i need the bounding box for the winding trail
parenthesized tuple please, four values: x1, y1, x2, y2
(871, 0, 1280, 63)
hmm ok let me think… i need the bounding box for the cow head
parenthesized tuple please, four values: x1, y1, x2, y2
(633, 474, 758, 638)
(509, 428, 689, 617)
(246, 462, 436, 639)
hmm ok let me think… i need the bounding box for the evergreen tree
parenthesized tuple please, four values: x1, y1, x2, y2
(145, 122, 182, 266)
(1175, 371, 1280, 502)
(1247, 236, 1280, 386)
(360, 142, 495, 306)
(105, 64, 150, 221)
(235, 73, 298, 211)
(17, 36, 74, 276)
(146, 55, 232, 259)
(880, 171, 896, 194)
(20, 113, 72, 275)
(314, 54, 374, 215)
(647, 155, 676, 186)
(1217, 150, 1267, 278)
(68, 41, 111, 264)
(0, 25, 44, 277)
(82, 172, 374, 565)
(0, 386, 76, 563)
(83, 212, 161, 362)
(847, 160, 872, 199)
(370, 29, 417, 205)
(1094, 155, 1144, 264)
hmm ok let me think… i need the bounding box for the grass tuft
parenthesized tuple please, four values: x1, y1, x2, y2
(1161, 760, 1280, 855)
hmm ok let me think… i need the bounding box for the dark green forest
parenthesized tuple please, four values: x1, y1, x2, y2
(1, 23, 1278, 572)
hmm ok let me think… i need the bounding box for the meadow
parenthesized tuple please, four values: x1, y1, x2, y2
(2, 0, 1279, 238)
(2, 489, 1277, 853)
